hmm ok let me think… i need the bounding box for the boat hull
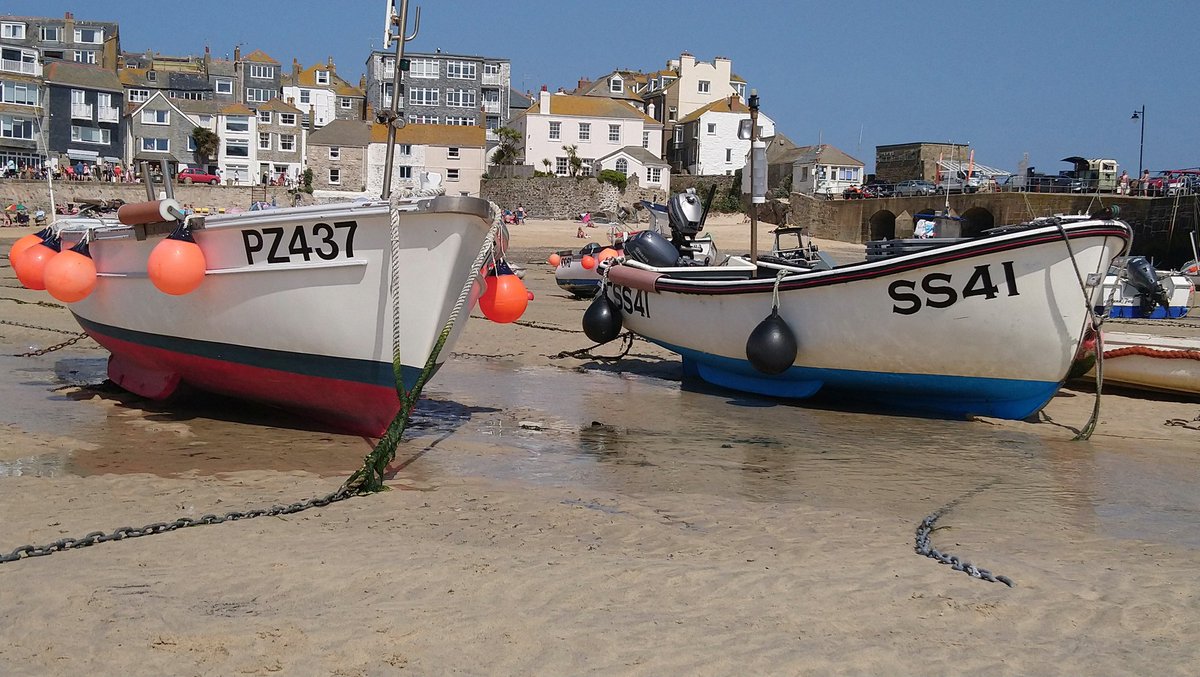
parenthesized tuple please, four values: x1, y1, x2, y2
(1087, 332, 1200, 397)
(58, 196, 493, 435)
(607, 220, 1131, 419)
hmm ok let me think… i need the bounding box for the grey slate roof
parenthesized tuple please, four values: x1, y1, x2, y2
(43, 62, 123, 93)
(307, 119, 371, 147)
(596, 146, 668, 167)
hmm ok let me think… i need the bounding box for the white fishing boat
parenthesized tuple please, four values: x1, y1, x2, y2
(1086, 332, 1200, 397)
(1098, 256, 1194, 319)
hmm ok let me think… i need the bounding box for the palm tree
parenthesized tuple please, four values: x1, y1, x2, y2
(491, 127, 523, 166)
(541, 158, 552, 175)
(562, 144, 582, 178)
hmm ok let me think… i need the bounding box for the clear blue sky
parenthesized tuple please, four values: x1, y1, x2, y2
(9, 0, 1197, 175)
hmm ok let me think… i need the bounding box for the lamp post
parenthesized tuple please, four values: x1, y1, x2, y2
(1131, 105, 1145, 179)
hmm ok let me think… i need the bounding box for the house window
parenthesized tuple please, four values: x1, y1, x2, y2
(249, 64, 274, 79)
(549, 121, 561, 141)
(445, 116, 475, 125)
(225, 115, 249, 132)
(580, 159, 594, 177)
(74, 50, 97, 64)
(642, 131, 649, 149)
(258, 132, 271, 150)
(410, 58, 438, 79)
(40, 26, 61, 42)
(448, 147, 460, 159)
(0, 114, 34, 139)
(609, 77, 622, 93)
(142, 109, 169, 125)
(225, 138, 249, 156)
(446, 61, 476, 80)
(187, 137, 197, 152)
(397, 166, 413, 179)
(397, 144, 412, 155)
(74, 28, 104, 43)
(299, 89, 310, 104)
(646, 167, 662, 183)
(258, 110, 272, 124)
(2, 23, 26, 40)
(278, 134, 295, 151)
(484, 63, 501, 76)
(215, 79, 233, 95)
(698, 80, 710, 94)
(315, 70, 329, 85)
(578, 122, 590, 141)
(409, 88, 439, 106)
(176, 91, 203, 100)
(726, 148, 732, 162)
(733, 82, 746, 99)
(707, 122, 717, 135)
(445, 88, 476, 108)
(615, 158, 628, 175)
(246, 88, 273, 103)
(328, 168, 340, 184)
(0, 81, 38, 106)
(668, 106, 677, 121)
(0, 47, 38, 75)
(407, 114, 438, 124)
(71, 126, 109, 144)
(608, 124, 620, 143)
(141, 137, 169, 152)
(280, 113, 296, 125)
(447, 168, 459, 181)
(127, 89, 149, 103)
(673, 126, 682, 144)
(325, 146, 338, 160)
(339, 97, 352, 109)
(555, 157, 568, 175)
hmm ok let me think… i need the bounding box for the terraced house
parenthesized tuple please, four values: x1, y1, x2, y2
(254, 98, 304, 185)
(125, 91, 200, 176)
(282, 57, 365, 128)
(44, 61, 124, 170)
(365, 122, 486, 197)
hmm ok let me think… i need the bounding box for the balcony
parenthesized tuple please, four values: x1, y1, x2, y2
(482, 72, 501, 86)
(1, 57, 40, 76)
(71, 103, 94, 119)
(482, 101, 500, 114)
(97, 106, 119, 123)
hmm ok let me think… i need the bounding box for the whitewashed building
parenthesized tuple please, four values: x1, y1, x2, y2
(676, 95, 775, 176)
(592, 147, 670, 193)
(511, 89, 664, 179)
(365, 123, 486, 197)
(785, 144, 865, 197)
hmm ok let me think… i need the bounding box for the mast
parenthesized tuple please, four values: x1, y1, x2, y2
(379, 0, 420, 199)
(747, 90, 762, 268)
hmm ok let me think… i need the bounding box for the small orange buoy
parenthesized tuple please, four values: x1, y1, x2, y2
(147, 225, 206, 295)
(547, 253, 561, 267)
(44, 241, 98, 303)
(527, 291, 535, 301)
(580, 255, 596, 270)
(7, 228, 49, 271)
(478, 273, 529, 323)
(597, 248, 618, 264)
(15, 234, 62, 291)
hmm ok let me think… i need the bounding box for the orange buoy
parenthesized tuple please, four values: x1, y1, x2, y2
(597, 248, 618, 264)
(527, 291, 535, 301)
(547, 253, 561, 267)
(7, 228, 50, 272)
(14, 234, 62, 291)
(44, 241, 98, 303)
(478, 273, 529, 323)
(580, 255, 597, 270)
(147, 225, 206, 295)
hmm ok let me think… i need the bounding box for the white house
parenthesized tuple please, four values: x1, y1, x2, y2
(365, 123, 486, 197)
(281, 58, 365, 128)
(215, 102, 258, 185)
(511, 90, 664, 178)
(676, 95, 775, 176)
(593, 147, 670, 194)
(786, 144, 865, 197)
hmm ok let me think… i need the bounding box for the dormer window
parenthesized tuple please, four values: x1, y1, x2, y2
(609, 77, 622, 94)
(147, 70, 156, 82)
(315, 70, 329, 85)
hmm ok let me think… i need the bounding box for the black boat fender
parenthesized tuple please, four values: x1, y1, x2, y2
(583, 293, 622, 344)
(746, 308, 797, 375)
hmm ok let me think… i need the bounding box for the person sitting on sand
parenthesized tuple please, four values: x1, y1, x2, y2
(577, 226, 589, 238)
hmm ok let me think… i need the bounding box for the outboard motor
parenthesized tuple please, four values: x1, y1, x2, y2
(622, 230, 682, 267)
(1124, 256, 1171, 316)
(666, 188, 708, 262)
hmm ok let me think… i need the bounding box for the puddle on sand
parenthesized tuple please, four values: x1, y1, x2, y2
(1, 353, 1197, 550)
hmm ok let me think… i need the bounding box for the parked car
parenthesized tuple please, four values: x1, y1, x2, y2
(177, 167, 221, 185)
(1024, 174, 1074, 193)
(894, 179, 936, 196)
(934, 175, 982, 194)
(864, 181, 894, 198)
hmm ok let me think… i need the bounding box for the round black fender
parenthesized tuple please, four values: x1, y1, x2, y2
(583, 293, 622, 344)
(746, 309, 797, 375)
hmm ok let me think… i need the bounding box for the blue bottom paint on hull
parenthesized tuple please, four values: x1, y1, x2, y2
(1100, 305, 1189, 319)
(660, 341, 1060, 420)
(556, 278, 601, 297)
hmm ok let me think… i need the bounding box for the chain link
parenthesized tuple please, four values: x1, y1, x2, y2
(0, 488, 354, 564)
(551, 331, 636, 362)
(914, 481, 1015, 587)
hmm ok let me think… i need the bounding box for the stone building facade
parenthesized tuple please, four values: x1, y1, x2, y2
(305, 119, 369, 193)
(874, 142, 972, 183)
(254, 98, 304, 184)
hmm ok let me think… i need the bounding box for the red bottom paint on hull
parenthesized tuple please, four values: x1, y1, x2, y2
(89, 329, 402, 437)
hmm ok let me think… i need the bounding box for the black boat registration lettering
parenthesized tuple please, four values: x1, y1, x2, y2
(608, 284, 650, 317)
(242, 220, 358, 265)
(888, 261, 1018, 315)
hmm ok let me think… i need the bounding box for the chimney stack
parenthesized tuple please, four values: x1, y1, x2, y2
(234, 46, 242, 62)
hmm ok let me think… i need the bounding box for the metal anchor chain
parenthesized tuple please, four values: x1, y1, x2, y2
(551, 330, 636, 362)
(0, 488, 354, 564)
(914, 481, 1015, 587)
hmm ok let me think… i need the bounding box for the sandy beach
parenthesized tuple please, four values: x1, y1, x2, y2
(1, 217, 1199, 676)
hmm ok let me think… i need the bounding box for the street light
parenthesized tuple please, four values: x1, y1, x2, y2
(1131, 105, 1145, 179)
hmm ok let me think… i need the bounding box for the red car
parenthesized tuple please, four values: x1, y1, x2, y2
(177, 167, 220, 185)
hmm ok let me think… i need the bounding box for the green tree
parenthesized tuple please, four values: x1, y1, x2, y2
(491, 127, 523, 166)
(562, 144, 582, 178)
(191, 126, 220, 161)
(541, 158, 552, 175)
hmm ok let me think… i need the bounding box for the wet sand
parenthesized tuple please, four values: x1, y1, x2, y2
(2, 220, 1199, 676)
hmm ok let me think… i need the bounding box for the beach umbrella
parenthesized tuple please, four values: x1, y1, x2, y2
(4, 204, 14, 211)
(16, 204, 26, 211)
